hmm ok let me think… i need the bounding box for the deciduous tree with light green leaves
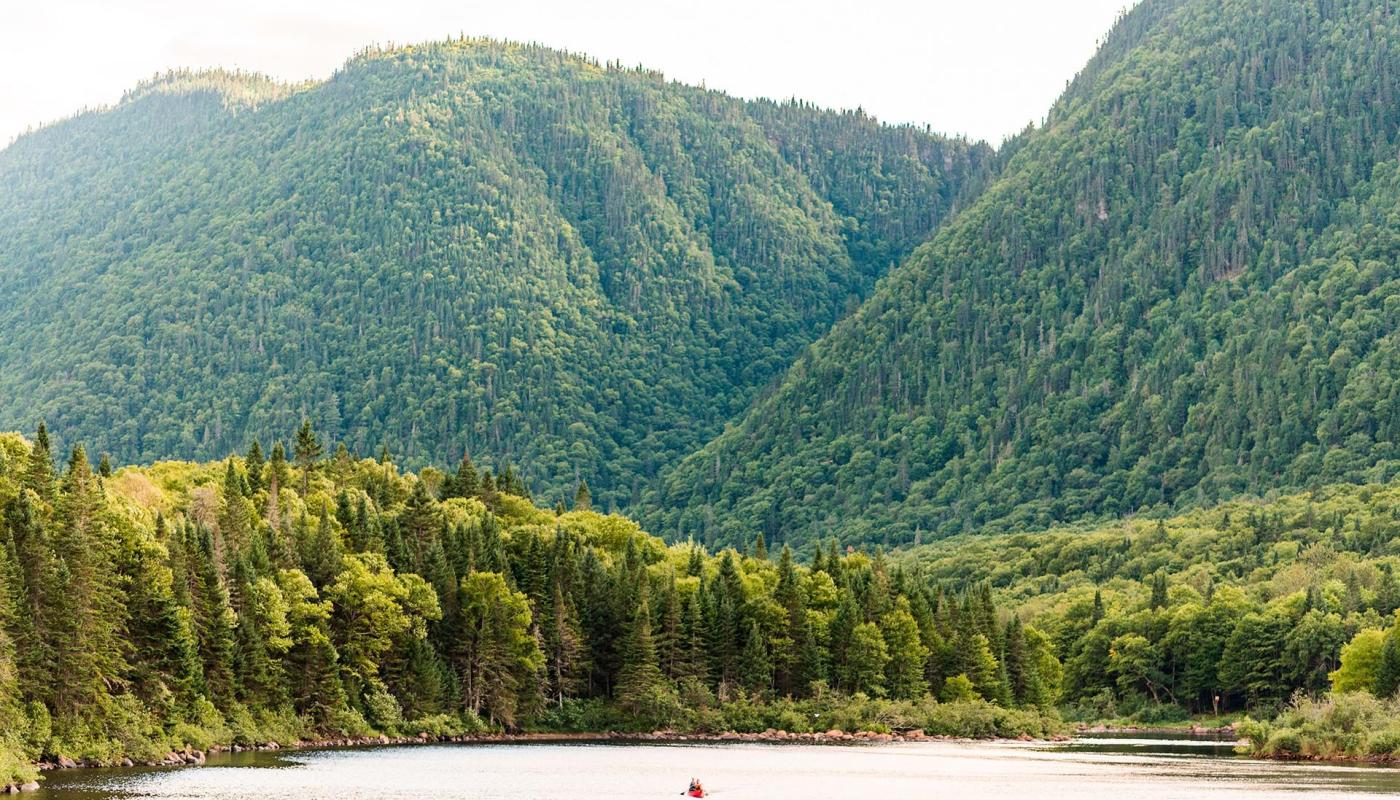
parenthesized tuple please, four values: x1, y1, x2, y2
(457, 571, 541, 727)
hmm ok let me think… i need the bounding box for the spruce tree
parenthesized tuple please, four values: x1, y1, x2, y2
(267, 442, 289, 528)
(451, 454, 480, 499)
(1374, 621, 1400, 699)
(23, 422, 54, 501)
(880, 599, 928, 700)
(543, 582, 586, 707)
(828, 589, 859, 691)
(1004, 616, 1034, 706)
(616, 591, 665, 713)
(773, 546, 806, 695)
(965, 633, 1003, 703)
(677, 592, 709, 686)
(294, 421, 324, 496)
(1150, 572, 1168, 611)
(245, 440, 265, 494)
(847, 622, 889, 697)
(49, 446, 127, 716)
(655, 580, 682, 679)
(739, 620, 773, 696)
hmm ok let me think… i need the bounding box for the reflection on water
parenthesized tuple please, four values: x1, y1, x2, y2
(30, 736, 1400, 800)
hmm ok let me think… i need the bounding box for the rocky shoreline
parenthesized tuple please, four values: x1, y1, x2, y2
(1074, 722, 1241, 737)
(7, 726, 1073, 792)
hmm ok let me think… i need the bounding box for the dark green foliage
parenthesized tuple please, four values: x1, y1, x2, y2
(615, 592, 666, 712)
(1, 424, 1074, 778)
(901, 477, 1400, 717)
(650, 0, 1400, 550)
(738, 620, 773, 696)
(0, 41, 990, 516)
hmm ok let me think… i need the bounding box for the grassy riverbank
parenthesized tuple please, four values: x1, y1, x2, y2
(1072, 713, 1244, 735)
(1, 695, 1064, 789)
(533, 694, 1066, 740)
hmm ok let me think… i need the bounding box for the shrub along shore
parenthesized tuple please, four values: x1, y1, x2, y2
(10, 695, 1067, 792)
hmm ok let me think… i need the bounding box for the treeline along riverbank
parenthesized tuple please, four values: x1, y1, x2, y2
(11, 420, 1400, 788)
(0, 423, 1060, 789)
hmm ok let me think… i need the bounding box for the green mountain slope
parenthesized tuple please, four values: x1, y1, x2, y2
(0, 41, 992, 510)
(648, 0, 1400, 549)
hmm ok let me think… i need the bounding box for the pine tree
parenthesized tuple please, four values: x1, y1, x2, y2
(302, 507, 344, 589)
(294, 421, 324, 496)
(616, 590, 665, 712)
(828, 588, 860, 691)
(0, 525, 29, 736)
(328, 443, 354, 484)
(123, 524, 204, 712)
(1374, 619, 1400, 699)
(965, 633, 1003, 703)
(704, 573, 742, 690)
(400, 480, 440, 571)
(450, 454, 480, 499)
(5, 491, 55, 700)
(543, 582, 586, 707)
(23, 422, 54, 501)
(267, 442, 289, 528)
(1380, 566, 1400, 617)
(880, 599, 928, 700)
(847, 622, 889, 697)
(1003, 616, 1036, 706)
(1150, 572, 1168, 611)
(189, 524, 237, 703)
(219, 458, 253, 553)
(574, 480, 592, 511)
(245, 440, 265, 494)
(677, 592, 708, 685)
(752, 531, 767, 561)
(655, 579, 683, 679)
(48, 446, 128, 716)
(739, 620, 773, 696)
(773, 546, 807, 695)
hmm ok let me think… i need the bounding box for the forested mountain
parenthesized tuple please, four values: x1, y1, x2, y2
(649, 0, 1400, 549)
(0, 41, 992, 512)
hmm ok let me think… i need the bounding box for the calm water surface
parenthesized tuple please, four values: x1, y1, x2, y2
(32, 736, 1400, 800)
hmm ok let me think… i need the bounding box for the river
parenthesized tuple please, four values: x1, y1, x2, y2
(30, 735, 1400, 799)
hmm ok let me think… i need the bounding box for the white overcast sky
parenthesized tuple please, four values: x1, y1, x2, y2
(1, 0, 1133, 147)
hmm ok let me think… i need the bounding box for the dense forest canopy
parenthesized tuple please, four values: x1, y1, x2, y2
(9, 0, 1400, 778)
(901, 478, 1400, 719)
(9, 419, 1400, 782)
(0, 424, 1063, 786)
(8, 1, 1399, 556)
(0, 39, 993, 514)
(649, 0, 1400, 550)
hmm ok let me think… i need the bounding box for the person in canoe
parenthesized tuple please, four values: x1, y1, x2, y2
(685, 777, 705, 797)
